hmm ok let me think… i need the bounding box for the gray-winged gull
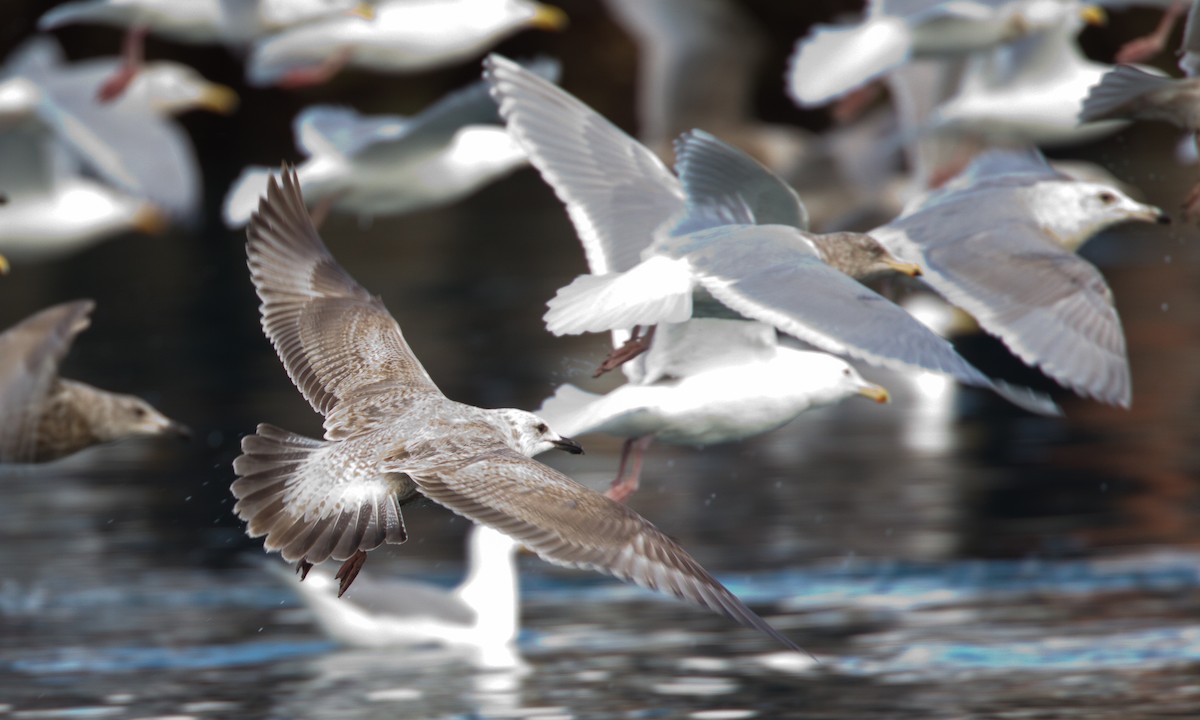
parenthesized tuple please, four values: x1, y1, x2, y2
(870, 148, 1169, 408)
(270, 523, 522, 667)
(232, 167, 807, 654)
(223, 58, 558, 228)
(4, 37, 234, 224)
(484, 54, 1059, 416)
(0, 77, 168, 262)
(0, 300, 189, 463)
(246, 0, 567, 87)
(786, 0, 1107, 108)
(539, 317, 890, 502)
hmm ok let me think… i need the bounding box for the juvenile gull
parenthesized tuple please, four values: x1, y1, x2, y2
(232, 167, 806, 653)
(539, 317, 890, 502)
(871, 148, 1169, 408)
(485, 54, 1058, 415)
(0, 300, 188, 463)
(270, 523, 522, 666)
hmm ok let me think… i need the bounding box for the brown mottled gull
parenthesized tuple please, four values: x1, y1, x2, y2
(232, 167, 806, 654)
(0, 300, 189, 463)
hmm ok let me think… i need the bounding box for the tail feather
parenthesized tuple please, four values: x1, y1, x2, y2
(232, 423, 407, 564)
(544, 257, 694, 335)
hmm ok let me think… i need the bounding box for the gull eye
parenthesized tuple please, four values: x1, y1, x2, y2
(535, 422, 548, 434)
(134, 407, 147, 418)
(843, 368, 852, 377)
(1098, 191, 1117, 205)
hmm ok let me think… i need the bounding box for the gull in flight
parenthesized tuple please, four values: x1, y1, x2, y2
(871, 148, 1169, 408)
(0, 300, 189, 463)
(539, 317, 890, 502)
(484, 54, 1058, 415)
(232, 167, 806, 653)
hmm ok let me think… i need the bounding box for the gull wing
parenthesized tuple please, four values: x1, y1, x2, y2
(245, 167, 443, 432)
(671, 129, 808, 234)
(890, 217, 1130, 406)
(1181, 0, 1200, 77)
(485, 54, 684, 274)
(0, 300, 93, 463)
(665, 225, 1009, 391)
(410, 449, 804, 654)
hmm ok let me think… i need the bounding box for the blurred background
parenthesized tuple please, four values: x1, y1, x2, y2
(2, 1, 1200, 718)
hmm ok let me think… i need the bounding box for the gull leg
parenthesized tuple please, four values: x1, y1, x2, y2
(831, 82, 882, 125)
(97, 25, 147, 103)
(278, 48, 354, 88)
(334, 549, 368, 597)
(607, 435, 655, 503)
(296, 558, 314, 580)
(594, 325, 656, 377)
(1115, 0, 1187, 64)
(1183, 181, 1200, 224)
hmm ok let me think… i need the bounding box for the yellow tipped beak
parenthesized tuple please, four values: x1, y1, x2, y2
(0, 253, 9, 275)
(531, 3, 568, 31)
(349, 2, 374, 20)
(1080, 5, 1106, 26)
(133, 204, 170, 235)
(858, 383, 891, 405)
(200, 83, 239, 115)
(884, 257, 923, 278)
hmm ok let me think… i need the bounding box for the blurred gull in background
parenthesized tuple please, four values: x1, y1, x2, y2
(1080, 0, 1200, 218)
(538, 317, 890, 502)
(871, 148, 1170, 408)
(223, 58, 558, 228)
(0, 300, 189, 464)
(485, 54, 1058, 415)
(786, 0, 1107, 109)
(272, 523, 523, 669)
(4, 37, 238, 226)
(0, 76, 167, 262)
(246, 0, 567, 87)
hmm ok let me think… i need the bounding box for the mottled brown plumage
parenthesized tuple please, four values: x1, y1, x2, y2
(233, 167, 805, 653)
(0, 300, 188, 463)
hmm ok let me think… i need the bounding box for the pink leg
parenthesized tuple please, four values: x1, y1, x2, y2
(1115, 0, 1187, 64)
(607, 436, 655, 503)
(278, 48, 354, 88)
(334, 549, 368, 597)
(594, 325, 656, 378)
(96, 25, 147, 103)
(830, 82, 882, 125)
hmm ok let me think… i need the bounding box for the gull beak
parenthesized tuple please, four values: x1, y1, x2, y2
(132, 204, 170, 235)
(348, 2, 374, 20)
(167, 419, 192, 439)
(857, 383, 891, 405)
(0, 253, 8, 275)
(552, 436, 584, 454)
(531, 3, 568, 31)
(884, 257, 923, 277)
(198, 82, 240, 115)
(1080, 5, 1107, 26)
(1156, 209, 1171, 224)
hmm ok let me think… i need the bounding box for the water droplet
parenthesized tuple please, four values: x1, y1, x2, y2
(1162, 302, 1170, 312)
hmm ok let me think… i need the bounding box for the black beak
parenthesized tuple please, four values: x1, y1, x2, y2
(1157, 211, 1171, 225)
(171, 421, 193, 440)
(552, 436, 584, 455)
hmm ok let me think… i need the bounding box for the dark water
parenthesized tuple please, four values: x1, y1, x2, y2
(5, 2, 1200, 718)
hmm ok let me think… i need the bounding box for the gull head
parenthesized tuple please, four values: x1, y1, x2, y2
(810, 232, 922, 280)
(492, 408, 583, 457)
(65, 380, 191, 444)
(780, 351, 890, 407)
(137, 62, 240, 116)
(1027, 181, 1169, 251)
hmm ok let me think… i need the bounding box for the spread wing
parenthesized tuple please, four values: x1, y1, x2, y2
(911, 222, 1130, 406)
(245, 166, 443, 435)
(0, 300, 93, 463)
(485, 53, 684, 274)
(409, 449, 803, 654)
